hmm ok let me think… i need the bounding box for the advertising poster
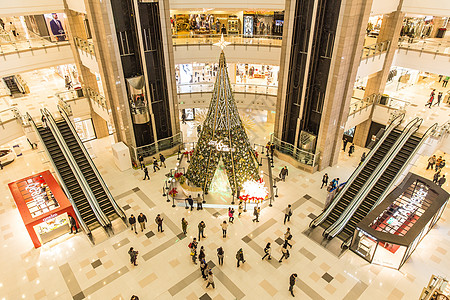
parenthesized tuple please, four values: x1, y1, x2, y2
(44, 13, 67, 42)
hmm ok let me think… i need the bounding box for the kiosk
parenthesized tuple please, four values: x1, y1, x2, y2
(351, 173, 449, 270)
(9, 170, 78, 248)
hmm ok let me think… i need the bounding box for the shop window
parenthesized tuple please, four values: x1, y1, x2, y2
(74, 118, 96, 142)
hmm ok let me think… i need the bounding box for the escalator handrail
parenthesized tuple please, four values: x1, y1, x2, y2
(42, 109, 111, 229)
(309, 112, 405, 228)
(26, 113, 92, 237)
(366, 122, 438, 215)
(326, 117, 423, 238)
(57, 106, 127, 221)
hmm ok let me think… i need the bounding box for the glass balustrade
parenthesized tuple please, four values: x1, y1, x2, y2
(0, 33, 69, 55)
(172, 33, 282, 47)
(177, 83, 278, 96)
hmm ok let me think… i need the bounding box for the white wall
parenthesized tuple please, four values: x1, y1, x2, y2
(67, 97, 91, 120)
(66, 0, 86, 14)
(370, 0, 400, 15)
(178, 92, 276, 111)
(372, 105, 392, 125)
(401, 0, 450, 16)
(0, 119, 24, 146)
(344, 105, 373, 131)
(0, 0, 64, 16)
(0, 45, 74, 77)
(169, 0, 284, 10)
(174, 45, 281, 65)
(78, 49, 99, 74)
(393, 49, 450, 75)
(356, 52, 387, 79)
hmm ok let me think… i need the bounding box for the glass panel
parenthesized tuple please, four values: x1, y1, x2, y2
(372, 242, 407, 269)
(74, 119, 96, 142)
(351, 229, 378, 262)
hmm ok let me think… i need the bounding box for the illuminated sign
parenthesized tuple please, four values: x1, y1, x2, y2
(42, 213, 58, 222)
(208, 140, 235, 152)
(25, 182, 46, 208)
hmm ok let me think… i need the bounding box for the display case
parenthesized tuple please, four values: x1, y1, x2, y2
(228, 16, 240, 35)
(351, 173, 449, 270)
(9, 170, 78, 248)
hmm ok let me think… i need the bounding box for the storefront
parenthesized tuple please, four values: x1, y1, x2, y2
(351, 173, 449, 270)
(8, 170, 78, 248)
(74, 117, 96, 141)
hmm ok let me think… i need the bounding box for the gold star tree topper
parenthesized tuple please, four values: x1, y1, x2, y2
(214, 34, 231, 50)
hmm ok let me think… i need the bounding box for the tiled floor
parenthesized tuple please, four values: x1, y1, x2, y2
(0, 124, 449, 299)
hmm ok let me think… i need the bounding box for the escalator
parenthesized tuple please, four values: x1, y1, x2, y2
(319, 128, 402, 230)
(36, 124, 101, 233)
(336, 132, 422, 242)
(3, 76, 22, 95)
(54, 112, 125, 223)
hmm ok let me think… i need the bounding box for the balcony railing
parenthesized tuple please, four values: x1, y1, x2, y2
(172, 33, 282, 47)
(85, 87, 107, 109)
(177, 82, 278, 96)
(271, 135, 320, 167)
(0, 34, 69, 56)
(360, 40, 391, 61)
(348, 93, 380, 117)
(130, 132, 183, 160)
(73, 36, 95, 55)
(398, 37, 450, 55)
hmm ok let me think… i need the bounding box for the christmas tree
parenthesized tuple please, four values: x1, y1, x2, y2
(186, 48, 259, 195)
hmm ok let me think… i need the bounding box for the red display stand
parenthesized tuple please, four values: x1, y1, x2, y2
(8, 170, 78, 248)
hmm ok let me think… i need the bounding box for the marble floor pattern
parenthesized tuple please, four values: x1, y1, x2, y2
(0, 128, 449, 300)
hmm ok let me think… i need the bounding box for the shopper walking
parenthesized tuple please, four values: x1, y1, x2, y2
(128, 247, 138, 266)
(438, 175, 446, 187)
(200, 259, 208, 280)
(199, 246, 206, 262)
(252, 206, 260, 222)
(143, 166, 150, 180)
(262, 242, 272, 260)
(238, 202, 243, 217)
(228, 207, 235, 223)
(433, 171, 441, 184)
(321, 173, 329, 189)
(443, 76, 449, 87)
(155, 214, 164, 232)
(289, 273, 298, 297)
(217, 247, 224, 266)
(196, 193, 203, 210)
(342, 138, 348, 151)
(152, 157, 160, 172)
(270, 143, 275, 158)
(129, 214, 137, 234)
(438, 160, 446, 172)
(138, 213, 147, 232)
(221, 221, 228, 238)
(138, 155, 144, 169)
(69, 215, 77, 234)
(190, 246, 198, 265)
(284, 204, 292, 224)
(435, 92, 443, 106)
(182, 218, 188, 235)
(206, 271, 215, 288)
(186, 195, 194, 211)
(236, 248, 245, 267)
(279, 166, 289, 181)
(348, 144, 355, 156)
(198, 221, 206, 240)
(159, 153, 166, 168)
(279, 245, 290, 263)
(436, 156, 443, 171)
(284, 228, 293, 248)
(427, 155, 436, 170)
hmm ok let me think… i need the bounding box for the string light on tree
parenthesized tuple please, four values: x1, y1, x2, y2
(239, 178, 269, 203)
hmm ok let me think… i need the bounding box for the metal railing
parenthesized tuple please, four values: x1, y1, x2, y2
(172, 33, 282, 47)
(270, 135, 320, 167)
(360, 40, 390, 61)
(0, 107, 22, 126)
(398, 37, 450, 55)
(348, 93, 379, 117)
(131, 132, 183, 160)
(85, 87, 107, 109)
(0, 34, 69, 55)
(177, 82, 278, 96)
(73, 36, 95, 55)
(376, 95, 410, 110)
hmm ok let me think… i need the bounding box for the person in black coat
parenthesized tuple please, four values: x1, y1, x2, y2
(187, 195, 194, 211)
(321, 173, 329, 189)
(69, 215, 77, 234)
(143, 166, 150, 180)
(289, 273, 298, 297)
(138, 213, 147, 232)
(159, 153, 166, 168)
(129, 214, 137, 234)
